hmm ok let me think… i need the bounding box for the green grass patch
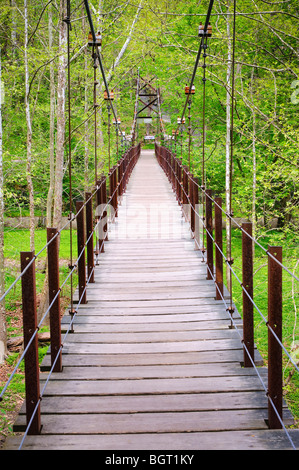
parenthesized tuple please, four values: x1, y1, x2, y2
(4, 227, 77, 260)
(1, 227, 81, 445)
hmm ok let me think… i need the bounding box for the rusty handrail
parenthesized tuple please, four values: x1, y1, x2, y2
(155, 142, 298, 446)
(0, 145, 141, 437)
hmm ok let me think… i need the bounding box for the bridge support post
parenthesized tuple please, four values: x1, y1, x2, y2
(190, 174, 195, 235)
(166, 149, 171, 182)
(47, 228, 62, 372)
(102, 175, 108, 242)
(85, 193, 95, 284)
(267, 245, 283, 429)
(114, 166, 118, 217)
(76, 200, 87, 304)
(205, 189, 213, 280)
(214, 197, 223, 300)
(242, 222, 254, 367)
(171, 154, 175, 192)
(182, 166, 188, 204)
(118, 160, 123, 198)
(166, 149, 170, 182)
(193, 177, 200, 250)
(110, 168, 116, 220)
(20, 251, 42, 435)
(177, 160, 182, 204)
(96, 179, 104, 254)
(182, 166, 189, 222)
(124, 154, 128, 191)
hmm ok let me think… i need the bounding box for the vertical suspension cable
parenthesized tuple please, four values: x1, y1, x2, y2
(202, 35, 208, 255)
(188, 99, 191, 171)
(64, 0, 74, 322)
(107, 104, 111, 169)
(228, 0, 237, 319)
(202, 35, 207, 190)
(93, 50, 98, 185)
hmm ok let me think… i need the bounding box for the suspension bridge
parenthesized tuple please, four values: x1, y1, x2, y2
(1, 0, 299, 451)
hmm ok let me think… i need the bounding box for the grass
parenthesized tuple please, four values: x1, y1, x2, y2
(3, 228, 77, 311)
(0, 227, 78, 446)
(3, 227, 77, 260)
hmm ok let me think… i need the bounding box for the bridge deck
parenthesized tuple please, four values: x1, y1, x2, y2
(6, 149, 299, 450)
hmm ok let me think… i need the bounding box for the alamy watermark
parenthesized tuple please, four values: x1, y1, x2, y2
(95, 201, 203, 242)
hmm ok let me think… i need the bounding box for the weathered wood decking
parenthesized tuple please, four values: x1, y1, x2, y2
(5, 149, 299, 450)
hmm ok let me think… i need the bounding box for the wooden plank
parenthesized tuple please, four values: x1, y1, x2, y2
(61, 338, 245, 355)
(82, 291, 222, 301)
(18, 391, 270, 415)
(61, 329, 243, 343)
(61, 320, 241, 332)
(40, 363, 265, 381)
(14, 410, 270, 434)
(63, 307, 239, 320)
(71, 299, 230, 308)
(5, 430, 299, 450)
(38, 376, 266, 396)
(41, 350, 246, 368)
(87, 280, 214, 290)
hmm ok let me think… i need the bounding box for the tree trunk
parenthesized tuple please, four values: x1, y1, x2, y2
(11, 0, 18, 60)
(38, 1, 66, 324)
(0, 45, 7, 363)
(251, 99, 257, 255)
(24, 0, 35, 251)
(225, 0, 232, 290)
(46, 4, 56, 228)
(83, 5, 90, 191)
(53, 0, 67, 230)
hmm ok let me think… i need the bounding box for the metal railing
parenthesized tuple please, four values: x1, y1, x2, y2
(0, 144, 140, 448)
(155, 142, 298, 449)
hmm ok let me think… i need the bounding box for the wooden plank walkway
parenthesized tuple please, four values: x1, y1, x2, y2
(5, 149, 299, 450)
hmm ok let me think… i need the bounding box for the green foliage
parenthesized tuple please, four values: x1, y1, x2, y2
(1, 0, 298, 225)
(0, 0, 298, 433)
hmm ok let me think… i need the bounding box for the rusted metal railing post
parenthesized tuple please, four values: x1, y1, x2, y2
(96, 179, 103, 255)
(168, 150, 171, 181)
(174, 159, 178, 200)
(118, 159, 123, 198)
(182, 166, 189, 222)
(182, 166, 188, 206)
(178, 160, 182, 204)
(114, 166, 118, 217)
(109, 169, 116, 221)
(242, 222, 254, 367)
(47, 228, 62, 372)
(76, 200, 87, 304)
(102, 175, 108, 243)
(193, 177, 200, 250)
(214, 197, 223, 300)
(124, 154, 128, 191)
(267, 245, 283, 429)
(205, 189, 213, 280)
(190, 174, 195, 235)
(20, 251, 42, 435)
(171, 154, 175, 192)
(85, 192, 95, 284)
